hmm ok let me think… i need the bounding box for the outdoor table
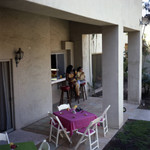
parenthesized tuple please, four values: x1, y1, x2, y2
(53, 109, 97, 136)
(0, 141, 37, 150)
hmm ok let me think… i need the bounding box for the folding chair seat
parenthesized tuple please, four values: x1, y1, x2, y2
(48, 112, 72, 147)
(75, 116, 101, 150)
(57, 104, 71, 111)
(0, 132, 10, 144)
(99, 105, 111, 136)
(77, 128, 96, 136)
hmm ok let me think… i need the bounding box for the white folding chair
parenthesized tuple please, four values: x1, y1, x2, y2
(38, 139, 50, 150)
(75, 116, 101, 150)
(100, 105, 111, 136)
(0, 132, 10, 144)
(57, 104, 71, 111)
(48, 112, 72, 147)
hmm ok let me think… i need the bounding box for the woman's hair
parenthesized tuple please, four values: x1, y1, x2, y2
(77, 66, 82, 72)
(66, 65, 73, 73)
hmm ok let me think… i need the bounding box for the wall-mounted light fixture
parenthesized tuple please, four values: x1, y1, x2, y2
(15, 48, 24, 67)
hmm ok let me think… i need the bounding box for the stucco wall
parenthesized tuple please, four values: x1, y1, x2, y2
(50, 18, 70, 105)
(0, 7, 70, 128)
(50, 18, 70, 51)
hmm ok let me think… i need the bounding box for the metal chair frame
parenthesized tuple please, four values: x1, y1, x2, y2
(99, 105, 111, 136)
(75, 116, 101, 150)
(48, 112, 72, 147)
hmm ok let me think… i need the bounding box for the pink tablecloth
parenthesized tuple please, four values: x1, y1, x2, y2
(53, 109, 97, 136)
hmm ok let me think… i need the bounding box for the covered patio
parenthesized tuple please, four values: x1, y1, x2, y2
(18, 97, 150, 150)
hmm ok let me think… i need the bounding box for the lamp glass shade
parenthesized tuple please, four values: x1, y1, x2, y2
(18, 48, 24, 60)
(15, 48, 24, 67)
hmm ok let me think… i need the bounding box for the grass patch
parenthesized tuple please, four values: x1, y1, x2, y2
(103, 120, 150, 150)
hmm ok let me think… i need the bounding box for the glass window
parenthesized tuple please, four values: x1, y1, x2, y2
(51, 53, 65, 78)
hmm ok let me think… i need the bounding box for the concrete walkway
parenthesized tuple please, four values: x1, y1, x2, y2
(21, 97, 150, 150)
(124, 102, 150, 121)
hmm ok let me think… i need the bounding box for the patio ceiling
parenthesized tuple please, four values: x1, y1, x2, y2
(0, 0, 113, 27)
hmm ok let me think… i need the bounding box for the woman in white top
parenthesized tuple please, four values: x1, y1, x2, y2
(77, 66, 86, 85)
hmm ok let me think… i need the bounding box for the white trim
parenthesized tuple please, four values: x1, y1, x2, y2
(51, 78, 66, 85)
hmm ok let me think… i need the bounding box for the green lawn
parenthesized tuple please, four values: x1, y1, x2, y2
(103, 120, 150, 150)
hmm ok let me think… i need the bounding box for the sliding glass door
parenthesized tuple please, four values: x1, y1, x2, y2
(0, 60, 14, 132)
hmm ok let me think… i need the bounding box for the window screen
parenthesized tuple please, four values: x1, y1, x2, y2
(92, 54, 102, 88)
(57, 54, 65, 77)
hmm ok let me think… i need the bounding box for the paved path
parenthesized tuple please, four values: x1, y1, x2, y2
(124, 102, 150, 121)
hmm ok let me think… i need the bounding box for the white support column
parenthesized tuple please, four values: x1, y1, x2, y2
(128, 32, 142, 104)
(82, 34, 93, 86)
(102, 25, 124, 129)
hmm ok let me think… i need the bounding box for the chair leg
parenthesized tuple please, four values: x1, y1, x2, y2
(60, 91, 64, 105)
(83, 85, 87, 100)
(102, 120, 108, 137)
(89, 127, 99, 150)
(88, 134, 92, 150)
(49, 125, 53, 142)
(56, 129, 60, 147)
(75, 135, 87, 150)
(67, 90, 71, 107)
(102, 121, 106, 136)
(63, 130, 72, 144)
(104, 119, 108, 136)
(95, 126, 99, 149)
(81, 86, 85, 101)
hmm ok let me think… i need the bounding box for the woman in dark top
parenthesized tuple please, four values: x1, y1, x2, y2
(66, 65, 80, 96)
